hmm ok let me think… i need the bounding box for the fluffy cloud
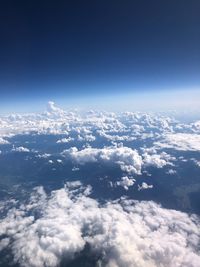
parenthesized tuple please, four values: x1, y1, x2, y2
(62, 145, 174, 175)
(0, 184, 199, 267)
(46, 101, 65, 117)
(143, 151, 174, 168)
(166, 169, 177, 175)
(62, 145, 143, 174)
(155, 133, 200, 151)
(56, 137, 74, 143)
(116, 176, 136, 190)
(138, 182, 153, 191)
(11, 146, 30, 152)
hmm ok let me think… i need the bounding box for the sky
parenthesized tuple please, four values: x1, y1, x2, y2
(0, 0, 200, 112)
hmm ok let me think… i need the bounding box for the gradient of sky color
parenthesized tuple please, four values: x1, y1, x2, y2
(0, 0, 200, 111)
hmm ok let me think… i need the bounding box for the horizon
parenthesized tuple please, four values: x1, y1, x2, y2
(1, 87, 200, 114)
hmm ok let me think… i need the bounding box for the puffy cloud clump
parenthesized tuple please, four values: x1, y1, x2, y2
(46, 101, 65, 117)
(116, 176, 136, 190)
(62, 145, 143, 174)
(142, 151, 174, 168)
(56, 137, 74, 143)
(138, 182, 153, 191)
(0, 184, 199, 267)
(11, 146, 30, 152)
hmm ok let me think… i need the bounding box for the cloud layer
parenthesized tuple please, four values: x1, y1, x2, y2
(0, 184, 200, 267)
(1, 102, 200, 266)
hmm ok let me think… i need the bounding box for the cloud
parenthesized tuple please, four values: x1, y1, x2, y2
(0, 102, 176, 142)
(56, 137, 74, 143)
(62, 144, 174, 175)
(62, 144, 143, 174)
(155, 133, 200, 151)
(0, 137, 9, 144)
(46, 101, 65, 117)
(1, 102, 200, 266)
(1, 101, 198, 151)
(37, 153, 51, 158)
(116, 176, 136, 190)
(143, 151, 174, 168)
(11, 146, 30, 152)
(138, 182, 153, 191)
(191, 159, 200, 167)
(166, 169, 177, 175)
(0, 184, 199, 267)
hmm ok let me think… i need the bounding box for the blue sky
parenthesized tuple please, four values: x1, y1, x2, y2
(1, 88, 199, 115)
(0, 0, 199, 112)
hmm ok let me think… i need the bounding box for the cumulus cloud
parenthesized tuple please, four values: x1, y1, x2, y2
(143, 151, 174, 168)
(138, 182, 153, 191)
(37, 153, 51, 158)
(62, 144, 174, 175)
(62, 145, 143, 174)
(46, 101, 65, 117)
(11, 146, 30, 152)
(72, 166, 79, 171)
(0, 184, 199, 267)
(166, 169, 177, 175)
(56, 137, 74, 143)
(116, 176, 136, 190)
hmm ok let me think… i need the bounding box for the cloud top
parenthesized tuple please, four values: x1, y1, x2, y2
(0, 184, 199, 267)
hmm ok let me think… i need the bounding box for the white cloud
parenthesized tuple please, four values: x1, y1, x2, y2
(11, 146, 30, 153)
(46, 101, 65, 117)
(72, 166, 79, 171)
(62, 144, 175, 175)
(0, 238, 10, 251)
(1, 102, 200, 266)
(192, 159, 200, 167)
(56, 137, 74, 143)
(62, 145, 143, 174)
(155, 133, 200, 151)
(0, 137, 9, 144)
(166, 169, 177, 175)
(0, 185, 199, 267)
(0, 102, 177, 143)
(116, 176, 136, 190)
(138, 182, 153, 191)
(143, 151, 174, 168)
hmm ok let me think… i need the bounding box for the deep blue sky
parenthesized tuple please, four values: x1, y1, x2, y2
(0, 0, 200, 110)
